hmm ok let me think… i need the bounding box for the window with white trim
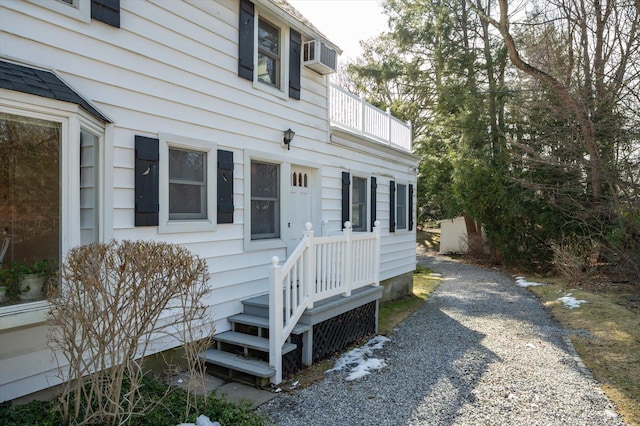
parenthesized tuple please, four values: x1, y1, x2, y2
(237, 0, 301, 100)
(396, 183, 407, 230)
(351, 176, 367, 232)
(251, 161, 280, 240)
(159, 134, 216, 233)
(28, 0, 91, 23)
(169, 147, 207, 220)
(0, 101, 104, 313)
(257, 18, 281, 89)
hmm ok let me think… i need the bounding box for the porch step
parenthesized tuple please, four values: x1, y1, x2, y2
(199, 349, 274, 388)
(240, 294, 271, 317)
(230, 313, 311, 335)
(214, 331, 297, 355)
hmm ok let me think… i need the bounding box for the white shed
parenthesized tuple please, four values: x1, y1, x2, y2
(438, 217, 468, 254)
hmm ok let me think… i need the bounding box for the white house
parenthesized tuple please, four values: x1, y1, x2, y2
(0, 0, 418, 400)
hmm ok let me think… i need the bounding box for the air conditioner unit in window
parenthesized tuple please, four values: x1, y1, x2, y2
(303, 40, 337, 75)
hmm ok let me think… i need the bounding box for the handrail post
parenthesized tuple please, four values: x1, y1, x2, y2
(303, 222, 314, 309)
(343, 221, 353, 297)
(386, 107, 392, 146)
(269, 256, 283, 384)
(373, 220, 381, 286)
(359, 96, 365, 135)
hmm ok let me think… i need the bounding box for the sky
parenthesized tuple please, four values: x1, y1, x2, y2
(288, 0, 389, 61)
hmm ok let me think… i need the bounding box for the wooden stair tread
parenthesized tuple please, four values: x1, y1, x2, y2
(199, 349, 274, 378)
(214, 331, 297, 354)
(230, 313, 311, 334)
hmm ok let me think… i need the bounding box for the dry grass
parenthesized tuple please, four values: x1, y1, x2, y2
(528, 279, 640, 426)
(378, 267, 441, 336)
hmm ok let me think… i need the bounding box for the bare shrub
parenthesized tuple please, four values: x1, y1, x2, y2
(552, 238, 597, 283)
(47, 240, 213, 425)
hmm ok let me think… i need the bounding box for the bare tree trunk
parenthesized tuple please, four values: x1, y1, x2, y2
(467, 0, 604, 200)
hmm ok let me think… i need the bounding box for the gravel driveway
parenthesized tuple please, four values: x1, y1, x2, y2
(258, 254, 624, 425)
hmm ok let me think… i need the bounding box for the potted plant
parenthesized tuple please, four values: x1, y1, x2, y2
(0, 260, 50, 301)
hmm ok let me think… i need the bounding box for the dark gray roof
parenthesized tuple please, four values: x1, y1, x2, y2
(0, 60, 110, 122)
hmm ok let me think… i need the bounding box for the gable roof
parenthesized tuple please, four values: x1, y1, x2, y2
(0, 60, 111, 122)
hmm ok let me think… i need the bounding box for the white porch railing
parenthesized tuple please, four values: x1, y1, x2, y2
(329, 83, 412, 152)
(268, 221, 381, 384)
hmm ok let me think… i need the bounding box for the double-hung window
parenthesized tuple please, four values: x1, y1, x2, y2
(237, 0, 302, 100)
(351, 177, 367, 232)
(257, 18, 281, 89)
(396, 183, 407, 230)
(159, 134, 216, 233)
(169, 148, 207, 220)
(251, 161, 280, 240)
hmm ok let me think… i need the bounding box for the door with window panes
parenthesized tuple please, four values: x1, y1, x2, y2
(287, 166, 314, 257)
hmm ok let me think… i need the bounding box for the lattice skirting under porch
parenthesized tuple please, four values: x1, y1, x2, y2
(283, 333, 303, 376)
(311, 301, 377, 362)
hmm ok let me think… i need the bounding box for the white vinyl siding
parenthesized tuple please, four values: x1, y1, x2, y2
(0, 0, 418, 402)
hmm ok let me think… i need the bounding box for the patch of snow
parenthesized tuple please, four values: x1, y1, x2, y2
(557, 293, 588, 309)
(326, 335, 389, 381)
(515, 276, 544, 287)
(176, 414, 220, 426)
(526, 343, 537, 349)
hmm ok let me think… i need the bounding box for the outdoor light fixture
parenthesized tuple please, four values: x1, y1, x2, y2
(283, 128, 295, 150)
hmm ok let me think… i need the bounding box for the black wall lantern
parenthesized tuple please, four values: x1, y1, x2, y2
(283, 128, 295, 150)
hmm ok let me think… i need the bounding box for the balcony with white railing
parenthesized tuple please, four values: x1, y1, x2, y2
(329, 84, 412, 153)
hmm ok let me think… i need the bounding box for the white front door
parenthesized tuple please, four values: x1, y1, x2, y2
(287, 166, 315, 257)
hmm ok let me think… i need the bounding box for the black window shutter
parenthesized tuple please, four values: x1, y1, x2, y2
(289, 29, 301, 100)
(370, 177, 377, 231)
(217, 150, 234, 224)
(389, 180, 396, 233)
(238, 0, 255, 81)
(408, 184, 414, 231)
(341, 172, 350, 229)
(91, 0, 120, 28)
(134, 135, 159, 227)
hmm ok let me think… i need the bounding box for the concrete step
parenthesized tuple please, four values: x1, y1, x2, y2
(230, 313, 311, 335)
(213, 331, 297, 355)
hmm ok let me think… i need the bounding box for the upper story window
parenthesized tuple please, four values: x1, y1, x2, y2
(27, 0, 120, 27)
(258, 18, 281, 89)
(238, 0, 301, 100)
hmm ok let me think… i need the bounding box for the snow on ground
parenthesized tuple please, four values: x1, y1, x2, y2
(177, 414, 220, 426)
(557, 293, 588, 308)
(325, 335, 390, 381)
(515, 276, 544, 287)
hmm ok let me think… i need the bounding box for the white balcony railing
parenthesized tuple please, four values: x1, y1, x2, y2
(268, 221, 381, 384)
(329, 84, 412, 152)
